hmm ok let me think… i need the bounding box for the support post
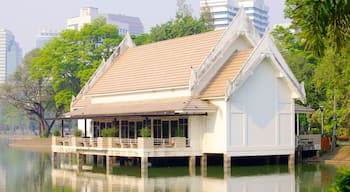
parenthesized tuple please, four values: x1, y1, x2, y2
(77, 152, 84, 171)
(84, 118, 87, 138)
(141, 157, 148, 177)
(288, 154, 295, 173)
(201, 154, 207, 176)
(61, 120, 64, 137)
(106, 156, 113, 174)
(52, 152, 57, 168)
(223, 154, 231, 178)
(189, 156, 196, 176)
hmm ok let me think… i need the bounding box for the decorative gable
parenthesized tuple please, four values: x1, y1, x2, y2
(190, 9, 260, 96)
(226, 32, 306, 103)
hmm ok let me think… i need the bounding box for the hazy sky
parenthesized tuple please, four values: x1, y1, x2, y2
(0, 0, 286, 54)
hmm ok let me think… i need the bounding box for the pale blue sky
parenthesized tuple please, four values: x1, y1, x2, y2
(0, 0, 286, 54)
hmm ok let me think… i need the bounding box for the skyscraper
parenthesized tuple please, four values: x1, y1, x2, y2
(0, 28, 22, 84)
(67, 7, 144, 36)
(200, 0, 269, 35)
(36, 29, 59, 48)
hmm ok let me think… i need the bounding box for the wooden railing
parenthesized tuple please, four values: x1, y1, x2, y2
(52, 136, 189, 149)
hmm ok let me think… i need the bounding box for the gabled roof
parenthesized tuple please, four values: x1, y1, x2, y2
(87, 30, 224, 95)
(190, 9, 260, 96)
(200, 49, 253, 98)
(226, 32, 307, 103)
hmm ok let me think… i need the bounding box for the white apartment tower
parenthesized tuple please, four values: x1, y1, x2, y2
(67, 7, 144, 36)
(200, 0, 269, 35)
(67, 7, 99, 30)
(0, 29, 22, 84)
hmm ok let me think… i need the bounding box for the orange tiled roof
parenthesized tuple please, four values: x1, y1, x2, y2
(86, 30, 225, 96)
(200, 49, 253, 98)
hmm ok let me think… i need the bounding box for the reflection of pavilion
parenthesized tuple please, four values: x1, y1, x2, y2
(51, 168, 295, 192)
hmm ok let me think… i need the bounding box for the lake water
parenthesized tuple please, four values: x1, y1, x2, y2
(0, 139, 343, 192)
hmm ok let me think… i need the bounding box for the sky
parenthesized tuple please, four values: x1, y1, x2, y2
(0, 0, 287, 54)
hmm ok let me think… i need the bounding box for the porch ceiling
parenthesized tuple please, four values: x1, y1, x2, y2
(64, 97, 216, 118)
(295, 104, 314, 114)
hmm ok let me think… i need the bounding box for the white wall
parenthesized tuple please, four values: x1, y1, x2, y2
(202, 99, 228, 153)
(189, 116, 207, 155)
(78, 119, 92, 137)
(228, 59, 294, 156)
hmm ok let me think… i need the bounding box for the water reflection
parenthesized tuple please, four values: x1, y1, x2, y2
(0, 138, 344, 192)
(52, 165, 296, 192)
(0, 139, 52, 192)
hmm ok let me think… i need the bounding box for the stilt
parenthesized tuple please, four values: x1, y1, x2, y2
(77, 152, 84, 171)
(288, 154, 295, 173)
(223, 154, 231, 178)
(141, 157, 148, 177)
(106, 156, 113, 174)
(52, 152, 57, 168)
(201, 154, 207, 177)
(141, 156, 148, 169)
(189, 156, 196, 176)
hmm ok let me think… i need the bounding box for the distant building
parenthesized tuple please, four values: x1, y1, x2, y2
(100, 14, 144, 36)
(67, 7, 99, 30)
(200, 0, 269, 35)
(0, 28, 22, 84)
(36, 29, 59, 48)
(67, 7, 144, 36)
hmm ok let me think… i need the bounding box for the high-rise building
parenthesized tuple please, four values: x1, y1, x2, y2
(200, 0, 240, 30)
(200, 0, 269, 35)
(67, 7, 99, 30)
(100, 14, 144, 36)
(36, 29, 59, 48)
(67, 7, 144, 36)
(0, 28, 22, 84)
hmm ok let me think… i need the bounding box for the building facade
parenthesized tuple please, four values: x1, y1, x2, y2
(36, 29, 59, 48)
(53, 10, 305, 169)
(0, 28, 22, 84)
(200, 0, 269, 35)
(67, 7, 144, 36)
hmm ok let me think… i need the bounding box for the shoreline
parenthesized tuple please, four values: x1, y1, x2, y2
(1, 135, 51, 153)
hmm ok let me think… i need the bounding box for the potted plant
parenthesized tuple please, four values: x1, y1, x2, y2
(172, 128, 186, 148)
(72, 129, 83, 147)
(138, 127, 153, 148)
(52, 130, 61, 145)
(98, 128, 117, 148)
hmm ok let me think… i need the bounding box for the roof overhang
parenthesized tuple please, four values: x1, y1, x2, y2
(60, 97, 216, 119)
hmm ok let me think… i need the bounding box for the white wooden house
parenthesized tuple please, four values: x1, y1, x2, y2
(55, 10, 306, 168)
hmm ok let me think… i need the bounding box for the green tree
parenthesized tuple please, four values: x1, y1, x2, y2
(271, 26, 319, 108)
(150, 0, 213, 43)
(32, 17, 122, 111)
(0, 49, 58, 137)
(285, 0, 350, 57)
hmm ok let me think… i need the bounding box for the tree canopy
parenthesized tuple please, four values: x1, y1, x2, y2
(32, 17, 122, 111)
(285, 0, 350, 56)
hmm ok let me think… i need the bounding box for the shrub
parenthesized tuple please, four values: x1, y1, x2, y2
(73, 129, 82, 137)
(175, 128, 184, 137)
(101, 128, 117, 137)
(140, 127, 151, 137)
(310, 128, 320, 134)
(53, 130, 60, 136)
(330, 169, 350, 192)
